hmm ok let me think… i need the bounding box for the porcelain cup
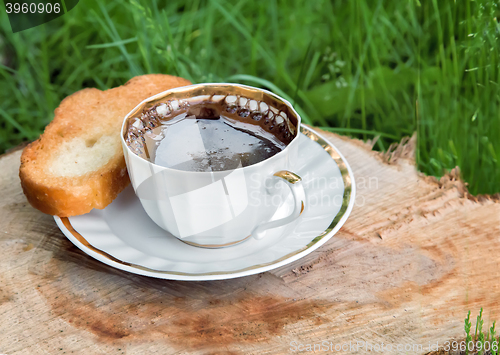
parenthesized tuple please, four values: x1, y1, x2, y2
(121, 83, 305, 248)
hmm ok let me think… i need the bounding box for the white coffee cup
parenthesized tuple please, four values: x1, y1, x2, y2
(121, 83, 305, 248)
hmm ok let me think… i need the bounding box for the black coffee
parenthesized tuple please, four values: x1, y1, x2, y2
(127, 101, 288, 172)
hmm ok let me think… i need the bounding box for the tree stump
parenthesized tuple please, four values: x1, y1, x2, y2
(1, 129, 499, 354)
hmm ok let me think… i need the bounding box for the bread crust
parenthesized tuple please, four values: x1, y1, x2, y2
(19, 74, 191, 217)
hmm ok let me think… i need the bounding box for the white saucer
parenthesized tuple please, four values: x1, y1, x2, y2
(55, 126, 355, 281)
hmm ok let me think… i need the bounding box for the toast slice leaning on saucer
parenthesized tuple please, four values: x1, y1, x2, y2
(19, 74, 191, 217)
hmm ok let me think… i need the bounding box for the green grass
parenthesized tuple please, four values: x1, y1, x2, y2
(463, 308, 499, 355)
(0, 0, 498, 194)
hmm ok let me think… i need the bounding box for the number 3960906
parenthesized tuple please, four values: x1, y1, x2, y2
(6, 3, 61, 14)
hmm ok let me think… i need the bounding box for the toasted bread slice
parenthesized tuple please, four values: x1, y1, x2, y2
(19, 74, 191, 216)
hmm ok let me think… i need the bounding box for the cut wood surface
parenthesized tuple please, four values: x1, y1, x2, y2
(1, 130, 499, 354)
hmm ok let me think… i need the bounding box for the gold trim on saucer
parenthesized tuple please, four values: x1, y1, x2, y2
(181, 235, 252, 249)
(59, 125, 353, 277)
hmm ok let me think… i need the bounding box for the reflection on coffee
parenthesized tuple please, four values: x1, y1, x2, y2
(126, 96, 297, 172)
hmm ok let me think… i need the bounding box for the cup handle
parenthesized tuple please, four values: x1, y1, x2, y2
(252, 170, 306, 240)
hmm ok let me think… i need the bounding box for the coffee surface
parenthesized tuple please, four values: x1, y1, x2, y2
(129, 101, 286, 172)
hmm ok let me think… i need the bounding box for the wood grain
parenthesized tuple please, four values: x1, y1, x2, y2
(0, 131, 499, 354)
